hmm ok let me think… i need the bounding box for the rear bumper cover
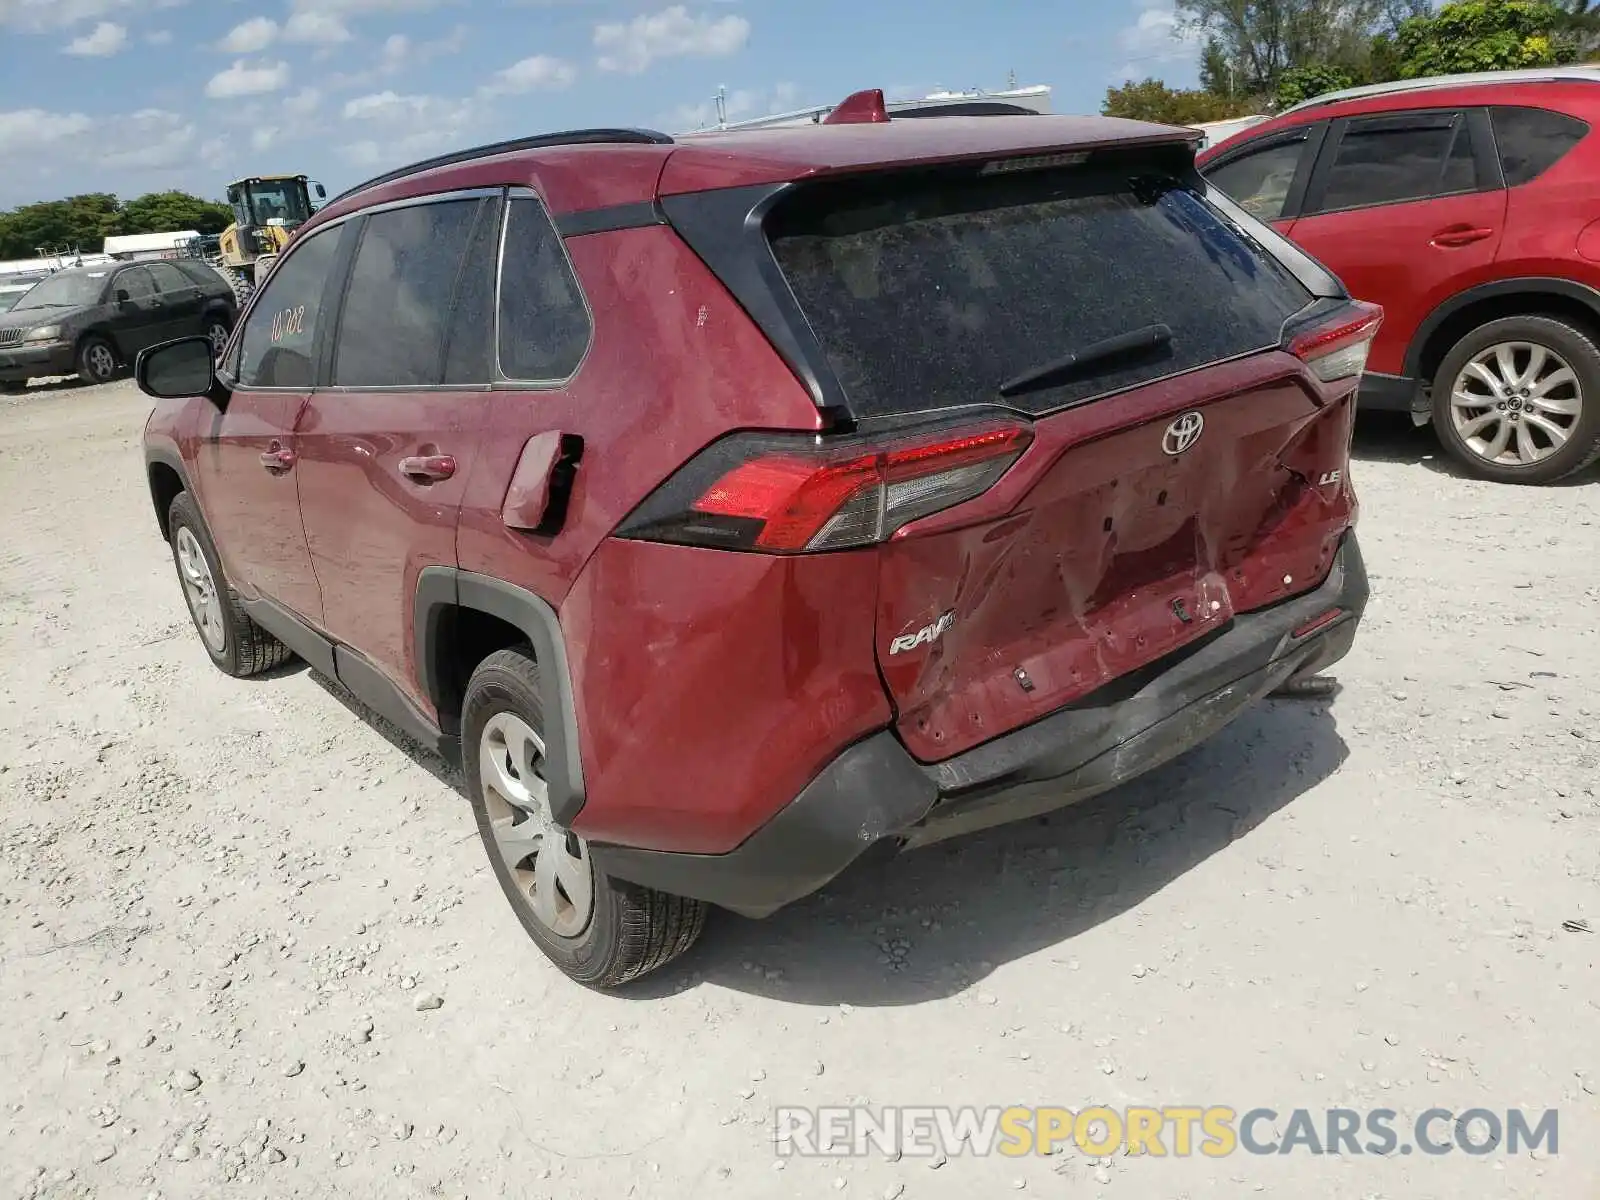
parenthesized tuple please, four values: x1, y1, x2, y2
(592, 530, 1369, 918)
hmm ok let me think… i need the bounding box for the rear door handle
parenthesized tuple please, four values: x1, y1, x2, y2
(399, 454, 456, 483)
(1431, 225, 1495, 248)
(259, 446, 295, 471)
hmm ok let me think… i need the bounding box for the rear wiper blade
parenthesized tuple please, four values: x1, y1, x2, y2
(998, 323, 1173, 398)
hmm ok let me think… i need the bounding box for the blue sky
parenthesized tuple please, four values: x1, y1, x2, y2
(0, 0, 1202, 209)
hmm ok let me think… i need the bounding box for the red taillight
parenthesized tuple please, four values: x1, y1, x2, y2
(1288, 301, 1383, 383)
(618, 421, 1033, 553)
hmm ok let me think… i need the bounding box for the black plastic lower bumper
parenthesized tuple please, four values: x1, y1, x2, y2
(0, 341, 74, 383)
(591, 530, 1369, 918)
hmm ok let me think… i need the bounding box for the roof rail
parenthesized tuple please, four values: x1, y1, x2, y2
(326, 127, 675, 207)
(1280, 65, 1600, 116)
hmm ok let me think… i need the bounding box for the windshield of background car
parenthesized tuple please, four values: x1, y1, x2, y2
(247, 180, 311, 226)
(766, 156, 1313, 418)
(9, 272, 104, 311)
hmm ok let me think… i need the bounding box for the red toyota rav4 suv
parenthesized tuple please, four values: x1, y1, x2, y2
(1198, 67, 1600, 485)
(137, 92, 1372, 987)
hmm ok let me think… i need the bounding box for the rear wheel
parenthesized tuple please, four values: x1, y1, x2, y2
(1431, 314, 1600, 484)
(462, 648, 707, 988)
(204, 315, 231, 356)
(166, 492, 293, 677)
(76, 336, 118, 385)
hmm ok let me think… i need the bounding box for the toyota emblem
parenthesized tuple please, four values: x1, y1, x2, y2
(1162, 411, 1205, 456)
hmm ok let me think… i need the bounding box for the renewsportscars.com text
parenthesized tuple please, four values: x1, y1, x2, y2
(772, 1105, 1559, 1159)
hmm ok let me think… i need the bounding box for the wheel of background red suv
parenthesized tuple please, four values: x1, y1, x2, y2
(165, 492, 294, 677)
(1431, 315, 1600, 485)
(462, 648, 707, 988)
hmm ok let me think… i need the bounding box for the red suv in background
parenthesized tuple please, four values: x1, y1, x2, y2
(1199, 67, 1600, 485)
(138, 94, 1372, 988)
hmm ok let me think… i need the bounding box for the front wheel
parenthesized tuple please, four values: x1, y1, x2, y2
(1431, 315, 1600, 484)
(462, 648, 707, 988)
(166, 492, 293, 677)
(76, 336, 118, 385)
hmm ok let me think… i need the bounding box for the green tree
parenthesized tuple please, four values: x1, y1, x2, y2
(117, 191, 234, 238)
(1179, 0, 1397, 94)
(1276, 63, 1360, 107)
(1394, 0, 1581, 77)
(0, 194, 122, 259)
(1103, 78, 1256, 125)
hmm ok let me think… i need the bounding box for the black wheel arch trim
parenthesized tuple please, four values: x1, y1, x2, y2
(143, 445, 193, 541)
(414, 567, 587, 826)
(1404, 276, 1600, 380)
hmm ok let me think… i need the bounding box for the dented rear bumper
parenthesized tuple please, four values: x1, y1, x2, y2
(591, 530, 1367, 917)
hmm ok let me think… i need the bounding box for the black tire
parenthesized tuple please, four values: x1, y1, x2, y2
(462, 648, 707, 988)
(1431, 314, 1600, 485)
(76, 335, 119, 385)
(166, 492, 293, 677)
(203, 313, 231, 357)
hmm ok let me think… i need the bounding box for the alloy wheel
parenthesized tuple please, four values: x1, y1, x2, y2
(174, 526, 226, 654)
(207, 322, 229, 355)
(478, 710, 595, 939)
(86, 343, 116, 381)
(1449, 341, 1583, 468)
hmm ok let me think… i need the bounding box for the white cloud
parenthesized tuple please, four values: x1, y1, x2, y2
(0, 106, 198, 202)
(284, 86, 321, 119)
(595, 5, 749, 74)
(284, 10, 351, 43)
(218, 15, 276, 53)
(326, 24, 467, 88)
(0, 108, 95, 154)
(205, 59, 292, 98)
(665, 80, 800, 132)
(63, 20, 126, 55)
(481, 55, 577, 96)
(340, 89, 476, 169)
(1114, 0, 1202, 80)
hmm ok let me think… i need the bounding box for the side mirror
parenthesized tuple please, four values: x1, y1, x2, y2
(115, 288, 131, 304)
(136, 336, 218, 401)
(314, 182, 326, 199)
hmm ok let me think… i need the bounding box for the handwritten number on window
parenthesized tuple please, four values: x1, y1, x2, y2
(270, 305, 307, 343)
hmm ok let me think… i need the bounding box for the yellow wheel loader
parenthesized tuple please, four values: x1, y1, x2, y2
(214, 175, 327, 301)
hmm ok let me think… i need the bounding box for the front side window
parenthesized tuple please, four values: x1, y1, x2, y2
(234, 226, 342, 389)
(1205, 136, 1310, 221)
(497, 196, 591, 381)
(1313, 112, 1475, 213)
(333, 197, 490, 388)
(1491, 105, 1590, 187)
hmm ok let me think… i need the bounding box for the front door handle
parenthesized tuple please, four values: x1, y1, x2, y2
(1431, 225, 1495, 248)
(399, 454, 456, 483)
(259, 446, 295, 471)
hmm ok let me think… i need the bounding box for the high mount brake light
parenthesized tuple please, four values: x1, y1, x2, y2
(1288, 301, 1383, 383)
(617, 422, 1033, 553)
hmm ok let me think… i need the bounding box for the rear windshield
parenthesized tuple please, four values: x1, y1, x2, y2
(766, 160, 1312, 418)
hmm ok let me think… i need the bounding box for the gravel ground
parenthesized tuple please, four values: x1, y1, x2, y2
(2, 378, 1598, 1200)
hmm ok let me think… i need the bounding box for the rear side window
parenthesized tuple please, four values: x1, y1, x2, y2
(1314, 112, 1475, 212)
(1491, 106, 1590, 186)
(115, 267, 158, 300)
(766, 163, 1312, 419)
(497, 196, 591, 381)
(1205, 136, 1309, 221)
(235, 226, 341, 389)
(334, 197, 491, 388)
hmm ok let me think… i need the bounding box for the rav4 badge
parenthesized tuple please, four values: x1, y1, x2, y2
(890, 611, 956, 656)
